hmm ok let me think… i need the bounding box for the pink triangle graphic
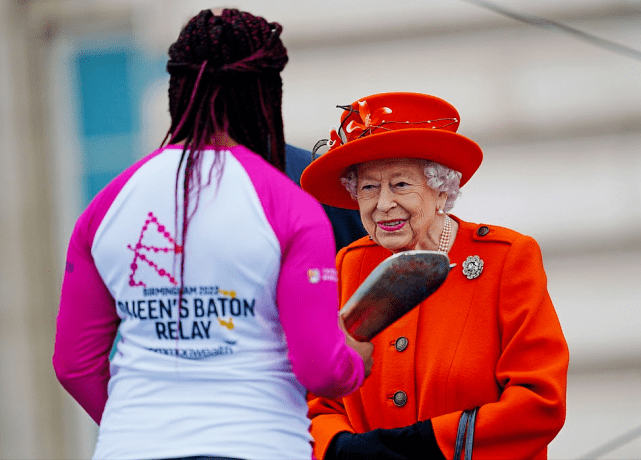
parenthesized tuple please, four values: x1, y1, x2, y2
(127, 212, 182, 287)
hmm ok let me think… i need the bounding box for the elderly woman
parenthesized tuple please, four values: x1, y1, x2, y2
(302, 92, 569, 460)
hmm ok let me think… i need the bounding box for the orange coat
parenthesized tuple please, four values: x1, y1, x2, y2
(308, 216, 569, 459)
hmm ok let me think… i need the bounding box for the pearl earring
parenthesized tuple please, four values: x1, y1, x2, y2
(436, 208, 445, 215)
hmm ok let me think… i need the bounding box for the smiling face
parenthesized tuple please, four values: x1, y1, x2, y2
(356, 158, 447, 253)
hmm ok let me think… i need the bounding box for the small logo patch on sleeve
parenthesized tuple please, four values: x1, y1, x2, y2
(307, 269, 321, 284)
(307, 268, 337, 284)
(322, 268, 338, 283)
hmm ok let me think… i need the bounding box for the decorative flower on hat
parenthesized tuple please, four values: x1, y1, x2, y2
(311, 127, 344, 160)
(345, 100, 392, 137)
(326, 128, 342, 150)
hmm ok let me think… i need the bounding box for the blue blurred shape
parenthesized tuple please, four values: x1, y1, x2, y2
(76, 50, 133, 137)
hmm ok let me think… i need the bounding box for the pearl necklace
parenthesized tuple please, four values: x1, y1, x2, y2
(437, 215, 452, 254)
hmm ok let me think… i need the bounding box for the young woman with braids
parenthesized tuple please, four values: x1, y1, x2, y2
(53, 9, 372, 460)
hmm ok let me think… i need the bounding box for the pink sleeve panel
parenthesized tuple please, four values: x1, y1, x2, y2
(52, 148, 167, 424)
(232, 146, 364, 398)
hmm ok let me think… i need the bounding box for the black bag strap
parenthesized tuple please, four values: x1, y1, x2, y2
(454, 407, 479, 460)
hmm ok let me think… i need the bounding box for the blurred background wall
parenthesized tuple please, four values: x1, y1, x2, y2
(1, 0, 640, 458)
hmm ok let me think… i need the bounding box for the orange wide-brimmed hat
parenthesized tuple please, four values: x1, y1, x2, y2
(300, 92, 483, 210)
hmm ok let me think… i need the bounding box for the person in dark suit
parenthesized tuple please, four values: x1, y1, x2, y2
(286, 144, 367, 251)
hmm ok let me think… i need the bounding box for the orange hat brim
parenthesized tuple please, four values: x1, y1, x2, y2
(300, 128, 483, 210)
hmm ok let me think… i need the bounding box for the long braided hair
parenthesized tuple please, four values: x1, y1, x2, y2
(161, 8, 288, 310)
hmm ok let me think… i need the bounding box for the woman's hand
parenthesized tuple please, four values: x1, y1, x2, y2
(327, 421, 445, 460)
(340, 316, 374, 377)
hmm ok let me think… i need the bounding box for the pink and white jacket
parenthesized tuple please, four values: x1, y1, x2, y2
(53, 145, 365, 460)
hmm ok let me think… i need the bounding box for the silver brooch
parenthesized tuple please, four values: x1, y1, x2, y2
(462, 255, 484, 279)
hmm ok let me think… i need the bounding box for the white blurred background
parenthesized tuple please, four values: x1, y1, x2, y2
(1, 0, 640, 458)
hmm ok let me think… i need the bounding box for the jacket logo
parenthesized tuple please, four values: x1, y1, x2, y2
(127, 212, 183, 287)
(307, 268, 338, 284)
(308, 269, 321, 284)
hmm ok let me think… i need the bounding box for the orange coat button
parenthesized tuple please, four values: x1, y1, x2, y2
(395, 336, 409, 352)
(477, 226, 490, 236)
(393, 391, 407, 407)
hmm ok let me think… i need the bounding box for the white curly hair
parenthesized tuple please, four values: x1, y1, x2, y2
(339, 159, 462, 212)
